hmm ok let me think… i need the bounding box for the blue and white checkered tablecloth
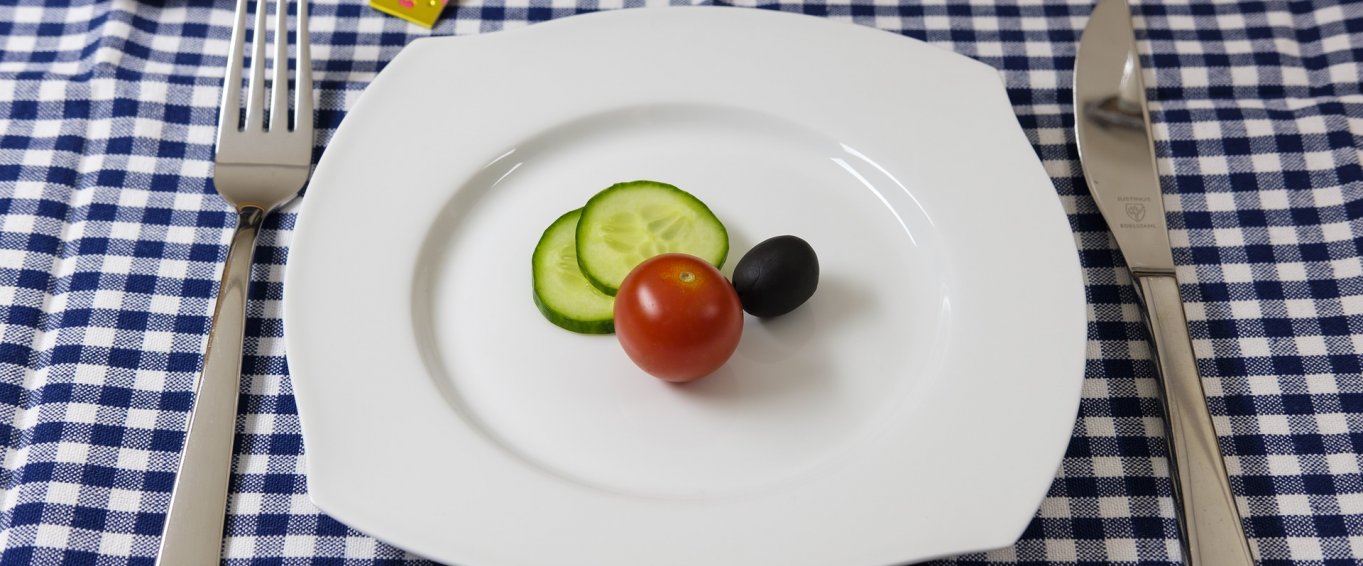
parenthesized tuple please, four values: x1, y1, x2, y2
(1, 0, 1360, 564)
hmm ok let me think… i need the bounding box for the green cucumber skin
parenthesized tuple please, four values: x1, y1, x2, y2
(580, 250, 617, 297)
(532, 288, 613, 334)
(575, 180, 729, 296)
(532, 209, 615, 335)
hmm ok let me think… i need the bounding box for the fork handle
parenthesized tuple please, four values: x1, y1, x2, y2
(156, 206, 265, 566)
(1134, 274, 1255, 566)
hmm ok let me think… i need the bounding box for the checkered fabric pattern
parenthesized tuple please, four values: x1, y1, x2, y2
(0, 0, 1359, 563)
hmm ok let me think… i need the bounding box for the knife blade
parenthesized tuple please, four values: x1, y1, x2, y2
(1073, 1, 1256, 565)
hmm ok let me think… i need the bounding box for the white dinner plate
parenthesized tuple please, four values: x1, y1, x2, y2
(284, 6, 1085, 565)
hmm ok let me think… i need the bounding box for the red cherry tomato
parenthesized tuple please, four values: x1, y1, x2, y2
(614, 253, 744, 383)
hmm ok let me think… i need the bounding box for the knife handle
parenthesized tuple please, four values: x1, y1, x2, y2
(1135, 274, 1255, 566)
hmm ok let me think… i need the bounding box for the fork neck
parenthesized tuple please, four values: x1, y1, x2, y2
(236, 205, 266, 231)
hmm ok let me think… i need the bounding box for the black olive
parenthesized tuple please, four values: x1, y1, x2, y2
(731, 235, 818, 318)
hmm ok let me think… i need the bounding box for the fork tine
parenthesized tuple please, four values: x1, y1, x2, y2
(244, 0, 269, 130)
(294, 0, 312, 135)
(218, 0, 250, 136)
(268, 0, 289, 132)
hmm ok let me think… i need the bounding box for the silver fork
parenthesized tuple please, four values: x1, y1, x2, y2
(156, 0, 311, 564)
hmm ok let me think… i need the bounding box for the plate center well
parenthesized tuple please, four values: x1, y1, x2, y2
(413, 105, 948, 498)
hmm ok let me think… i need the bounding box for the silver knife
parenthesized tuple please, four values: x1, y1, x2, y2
(1074, 0, 1256, 564)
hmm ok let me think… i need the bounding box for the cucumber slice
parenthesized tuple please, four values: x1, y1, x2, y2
(576, 180, 729, 295)
(532, 209, 615, 334)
